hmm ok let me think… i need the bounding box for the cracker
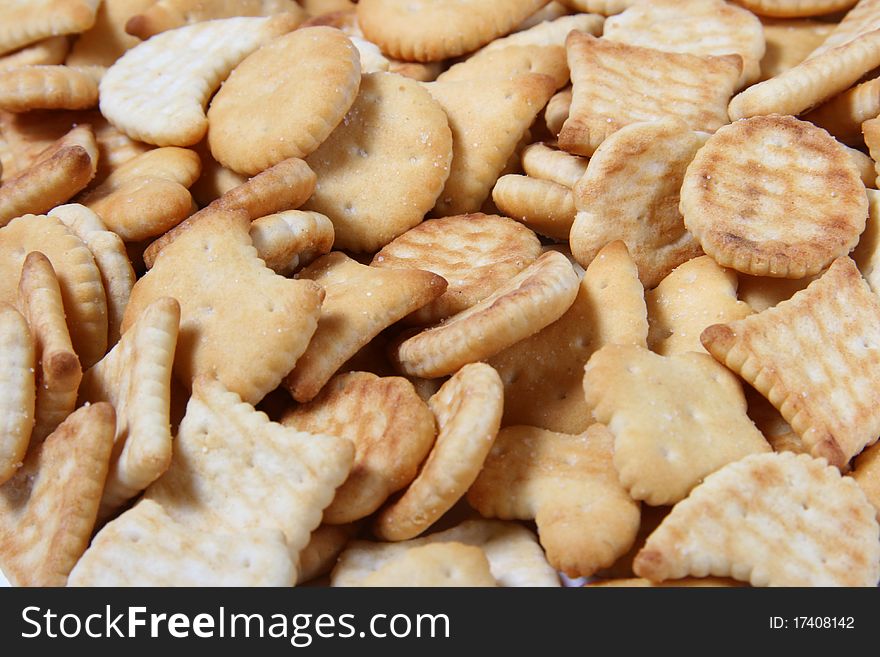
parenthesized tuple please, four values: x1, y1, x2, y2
(0, 64, 103, 112)
(0, 304, 34, 485)
(100, 15, 300, 147)
(758, 18, 835, 81)
(0, 123, 98, 226)
(79, 297, 180, 517)
(734, 0, 856, 16)
(0, 37, 69, 70)
(357, 0, 548, 62)
(387, 59, 443, 82)
(634, 452, 880, 586)
(517, 1, 571, 30)
(349, 36, 390, 73)
(804, 76, 880, 145)
(588, 577, 744, 587)
(360, 543, 498, 587)
(585, 344, 770, 505)
(544, 86, 571, 137)
(520, 142, 588, 188)
(701, 257, 880, 469)
(123, 207, 324, 404)
(125, 0, 306, 40)
(66, 0, 155, 67)
(284, 372, 435, 524)
(393, 250, 580, 379)
(207, 26, 361, 175)
(16, 253, 82, 445)
(0, 0, 100, 57)
(0, 213, 107, 369)
(481, 13, 604, 53)
(49, 204, 136, 347)
(736, 272, 816, 312)
(425, 74, 557, 216)
(853, 188, 880, 293)
(0, 402, 115, 586)
(810, 0, 880, 56)
(437, 45, 569, 89)
(852, 441, 880, 521)
(468, 424, 640, 577)
(559, 32, 741, 156)
(492, 174, 575, 241)
(189, 138, 247, 207)
(746, 385, 809, 455)
(333, 518, 559, 587)
(297, 523, 360, 585)
(680, 115, 867, 278)
(490, 241, 647, 434)
(68, 499, 296, 587)
(373, 363, 503, 541)
(846, 143, 877, 187)
(372, 213, 542, 325)
(145, 376, 354, 573)
(284, 252, 447, 402)
(249, 210, 335, 276)
(556, 0, 634, 13)
(647, 256, 753, 357)
(864, 115, 880, 182)
(300, 71, 452, 252)
(570, 119, 706, 288)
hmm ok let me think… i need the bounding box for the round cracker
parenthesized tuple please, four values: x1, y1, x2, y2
(301, 72, 453, 252)
(372, 213, 542, 325)
(207, 26, 361, 176)
(680, 115, 867, 278)
(373, 363, 503, 541)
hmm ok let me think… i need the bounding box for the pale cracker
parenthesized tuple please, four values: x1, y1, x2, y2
(587, 577, 744, 587)
(701, 257, 880, 469)
(481, 13, 604, 53)
(846, 144, 877, 187)
(372, 213, 542, 325)
(490, 241, 647, 435)
(805, 76, 880, 145)
(437, 45, 569, 89)
(125, 0, 306, 39)
(733, 0, 856, 17)
(853, 188, 880, 293)
(680, 115, 867, 278)
(468, 424, 640, 578)
(100, 15, 300, 146)
(634, 452, 880, 586)
(249, 210, 335, 276)
(16, 253, 82, 444)
(584, 344, 771, 505)
(0, 402, 114, 586)
(492, 174, 576, 241)
(0, 304, 34, 485)
(123, 208, 324, 404)
(69, 499, 295, 587)
(66, 0, 156, 67)
(0, 0, 100, 57)
(283, 371, 436, 524)
(852, 441, 880, 521)
(0, 37, 69, 70)
(544, 86, 571, 137)
(360, 543, 497, 587)
(0, 65, 103, 112)
(570, 118, 706, 288)
(736, 272, 816, 312)
(516, 1, 571, 30)
(333, 519, 559, 587)
(374, 363, 503, 541)
(559, 32, 741, 156)
(285, 252, 447, 402)
(393, 250, 580, 379)
(520, 142, 588, 188)
(207, 26, 361, 175)
(809, 0, 880, 57)
(759, 18, 835, 82)
(301, 71, 452, 253)
(297, 523, 360, 585)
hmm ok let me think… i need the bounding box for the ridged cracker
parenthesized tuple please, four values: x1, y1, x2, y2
(438, 45, 569, 89)
(297, 522, 360, 584)
(0, 0, 100, 57)
(125, 0, 305, 39)
(285, 252, 447, 402)
(570, 119, 706, 288)
(0, 402, 114, 586)
(16, 253, 81, 444)
(425, 73, 557, 216)
(301, 71, 452, 252)
(805, 76, 880, 145)
(810, 0, 880, 56)
(492, 174, 576, 240)
(634, 452, 880, 586)
(359, 543, 498, 586)
(468, 424, 640, 577)
(0, 213, 107, 369)
(373, 363, 503, 541)
(853, 441, 880, 521)
(69, 499, 295, 586)
(559, 32, 741, 156)
(249, 210, 334, 276)
(490, 241, 647, 434)
(393, 250, 580, 379)
(124, 207, 324, 404)
(79, 297, 180, 518)
(66, 0, 155, 67)
(701, 257, 880, 469)
(585, 344, 770, 505)
(283, 371, 436, 524)
(100, 15, 299, 146)
(520, 142, 588, 188)
(0, 123, 98, 227)
(357, 0, 548, 62)
(481, 13, 604, 53)
(372, 213, 542, 325)
(0, 64, 103, 112)
(647, 256, 753, 356)
(207, 26, 361, 175)
(0, 304, 34, 485)
(0, 37, 69, 70)
(145, 376, 354, 573)
(333, 519, 559, 587)
(680, 115, 867, 278)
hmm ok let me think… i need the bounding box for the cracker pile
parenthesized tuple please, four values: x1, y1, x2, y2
(1, 0, 879, 588)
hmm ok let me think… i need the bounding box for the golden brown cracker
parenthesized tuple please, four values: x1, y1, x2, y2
(438, 45, 569, 89)
(0, 0, 100, 57)
(491, 174, 576, 241)
(520, 142, 588, 188)
(804, 76, 880, 145)
(66, 0, 155, 67)
(360, 542, 498, 586)
(736, 272, 817, 312)
(0, 64, 103, 112)
(249, 210, 334, 276)
(0, 304, 34, 486)
(734, 0, 856, 17)
(544, 86, 571, 137)
(297, 523, 360, 585)
(852, 441, 880, 521)
(0, 37, 69, 70)
(482, 13, 604, 53)
(759, 18, 835, 81)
